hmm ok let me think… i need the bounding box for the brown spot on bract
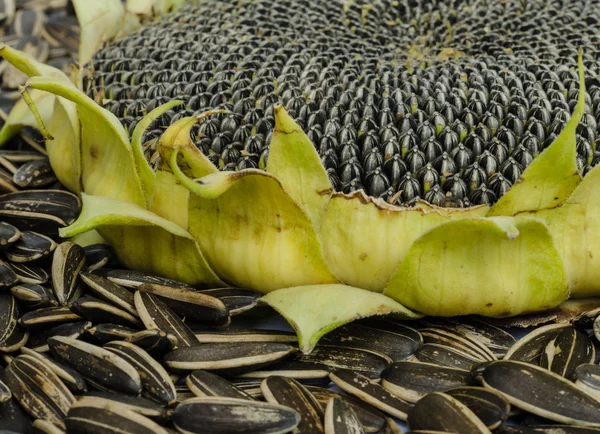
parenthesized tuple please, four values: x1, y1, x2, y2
(359, 253, 368, 261)
(318, 188, 333, 196)
(89, 146, 98, 159)
(588, 251, 593, 259)
(486, 303, 493, 307)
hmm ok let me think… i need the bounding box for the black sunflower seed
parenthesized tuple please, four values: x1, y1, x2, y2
(379, 418, 403, 434)
(107, 269, 193, 289)
(198, 287, 261, 315)
(80, 392, 169, 419)
(194, 328, 297, 344)
(504, 324, 573, 364)
(261, 376, 325, 434)
(164, 342, 295, 374)
(0, 379, 10, 403)
(19, 306, 82, 329)
(525, 425, 600, 433)
(479, 360, 600, 426)
(134, 291, 198, 348)
(66, 397, 170, 434)
(83, 244, 118, 272)
(382, 362, 475, 403)
(419, 327, 496, 362)
(330, 369, 412, 421)
(445, 386, 510, 430)
(10, 262, 49, 285)
(413, 343, 482, 370)
(539, 327, 595, 379)
(407, 392, 491, 434)
(85, 323, 137, 345)
(71, 295, 142, 328)
(124, 329, 178, 357)
(26, 321, 92, 353)
(11, 284, 57, 309)
(48, 336, 142, 396)
(4, 354, 75, 429)
(0, 397, 33, 433)
(104, 341, 176, 405)
(51, 241, 85, 306)
(0, 259, 18, 288)
(79, 272, 137, 316)
(228, 378, 265, 400)
(324, 396, 365, 434)
(20, 347, 87, 394)
(172, 396, 301, 434)
(138, 283, 230, 326)
(0, 221, 20, 248)
(12, 158, 56, 188)
(5, 231, 56, 263)
(32, 418, 67, 434)
(235, 359, 330, 380)
(186, 370, 255, 400)
(574, 363, 600, 401)
(0, 294, 28, 353)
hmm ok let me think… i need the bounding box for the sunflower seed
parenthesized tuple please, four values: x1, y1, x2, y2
(407, 392, 492, 434)
(235, 359, 330, 380)
(26, 321, 91, 352)
(5, 231, 56, 262)
(574, 363, 600, 401)
(330, 369, 412, 421)
(379, 418, 403, 434)
(291, 346, 390, 380)
(0, 379, 10, 403)
(134, 291, 198, 348)
(325, 396, 365, 434)
(51, 242, 85, 306)
(32, 418, 66, 434)
(445, 387, 510, 430)
(308, 386, 387, 433)
(419, 327, 496, 362)
(85, 323, 137, 345)
(107, 269, 193, 289)
(186, 370, 255, 400)
(19, 306, 81, 329)
(194, 328, 297, 344)
(198, 287, 260, 315)
(80, 392, 169, 419)
(0, 259, 17, 287)
(0, 167, 19, 192)
(228, 378, 264, 399)
(138, 283, 230, 326)
(163, 342, 295, 374)
(124, 329, 177, 357)
(382, 361, 474, 403)
(412, 343, 482, 370)
(79, 272, 136, 315)
(526, 425, 600, 433)
(82, 243, 118, 272)
(10, 262, 49, 284)
(48, 336, 142, 396)
(11, 284, 57, 309)
(320, 323, 422, 362)
(504, 324, 572, 364)
(0, 294, 28, 352)
(20, 347, 87, 394)
(595, 315, 600, 343)
(12, 158, 55, 188)
(65, 397, 170, 434)
(540, 327, 595, 379)
(104, 341, 176, 405)
(0, 150, 45, 163)
(172, 396, 301, 434)
(261, 376, 324, 433)
(0, 221, 19, 247)
(495, 426, 541, 434)
(479, 360, 600, 426)
(0, 398, 33, 433)
(4, 354, 74, 429)
(175, 384, 198, 402)
(71, 295, 142, 328)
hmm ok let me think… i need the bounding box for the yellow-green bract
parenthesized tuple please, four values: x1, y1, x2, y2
(0, 39, 596, 353)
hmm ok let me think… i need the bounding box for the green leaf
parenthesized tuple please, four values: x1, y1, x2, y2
(60, 194, 224, 287)
(488, 53, 586, 216)
(26, 76, 145, 207)
(262, 284, 421, 353)
(171, 162, 339, 293)
(384, 217, 569, 317)
(320, 192, 489, 292)
(267, 105, 333, 228)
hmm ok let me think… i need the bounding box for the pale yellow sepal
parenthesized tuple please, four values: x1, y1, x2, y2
(384, 217, 569, 317)
(60, 194, 225, 287)
(320, 192, 489, 292)
(262, 284, 421, 353)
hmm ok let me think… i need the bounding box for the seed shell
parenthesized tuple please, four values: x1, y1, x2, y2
(407, 392, 492, 434)
(413, 343, 481, 370)
(261, 376, 325, 434)
(124, 329, 177, 357)
(186, 370, 255, 400)
(198, 287, 261, 315)
(12, 158, 55, 188)
(325, 396, 365, 434)
(10, 263, 49, 285)
(0, 294, 19, 348)
(11, 284, 57, 310)
(382, 361, 474, 403)
(26, 321, 91, 353)
(85, 323, 137, 345)
(0, 259, 18, 288)
(480, 360, 600, 426)
(79, 272, 137, 316)
(0, 221, 20, 248)
(445, 386, 510, 430)
(19, 306, 82, 329)
(71, 295, 142, 328)
(48, 336, 142, 396)
(236, 358, 330, 380)
(33, 418, 67, 434)
(21, 347, 87, 394)
(539, 327, 595, 379)
(0, 379, 11, 403)
(0, 398, 33, 433)
(107, 269, 193, 289)
(5, 231, 56, 263)
(81, 392, 169, 419)
(172, 396, 301, 434)
(194, 328, 297, 343)
(526, 426, 600, 433)
(379, 418, 403, 434)
(419, 327, 496, 362)
(574, 363, 600, 401)
(503, 324, 571, 363)
(83, 244, 117, 272)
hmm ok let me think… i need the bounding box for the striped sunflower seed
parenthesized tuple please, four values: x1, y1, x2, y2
(4, 354, 74, 429)
(10, 262, 49, 285)
(198, 287, 261, 316)
(12, 158, 56, 188)
(479, 360, 600, 426)
(407, 392, 491, 434)
(85, 323, 137, 345)
(419, 327, 496, 362)
(66, 397, 170, 434)
(324, 396, 365, 434)
(107, 269, 193, 290)
(20, 347, 87, 394)
(83, 244, 118, 272)
(80, 392, 170, 419)
(0, 221, 19, 247)
(172, 396, 301, 434)
(48, 336, 142, 396)
(261, 375, 325, 434)
(235, 359, 330, 380)
(0, 379, 11, 403)
(0, 397, 33, 433)
(574, 363, 600, 401)
(104, 341, 176, 405)
(412, 343, 482, 370)
(32, 418, 66, 434)
(11, 284, 57, 309)
(329, 369, 412, 421)
(503, 324, 572, 364)
(379, 418, 403, 434)
(71, 295, 142, 328)
(134, 290, 198, 348)
(194, 328, 297, 344)
(26, 321, 91, 353)
(138, 283, 230, 326)
(51, 241, 85, 306)
(525, 425, 600, 433)
(0, 166, 18, 193)
(0, 258, 17, 288)
(163, 342, 295, 374)
(5, 231, 56, 263)
(19, 306, 81, 329)
(539, 327, 595, 379)
(445, 386, 510, 430)
(382, 361, 475, 403)
(228, 378, 264, 400)
(80, 272, 137, 316)
(0, 294, 28, 353)
(124, 329, 178, 357)
(186, 370, 255, 400)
